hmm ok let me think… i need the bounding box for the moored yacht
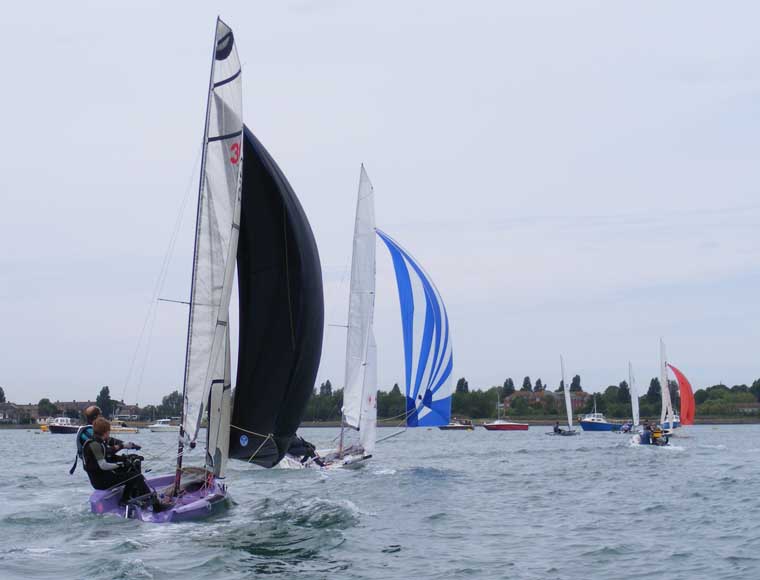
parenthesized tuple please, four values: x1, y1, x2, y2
(48, 417, 80, 434)
(579, 412, 619, 432)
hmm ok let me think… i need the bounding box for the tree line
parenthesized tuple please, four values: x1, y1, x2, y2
(302, 376, 760, 421)
(32, 386, 183, 423)
(16, 374, 760, 424)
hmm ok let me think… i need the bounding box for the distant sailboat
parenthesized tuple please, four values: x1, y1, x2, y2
(299, 166, 377, 469)
(548, 356, 578, 435)
(659, 339, 679, 431)
(291, 169, 455, 468)
(629, 362, 640, 432)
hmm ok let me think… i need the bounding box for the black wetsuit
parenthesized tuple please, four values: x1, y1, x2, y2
(83, 437, 151, 503)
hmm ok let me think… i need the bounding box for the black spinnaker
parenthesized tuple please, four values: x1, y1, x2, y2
(228, 126, 324, 467)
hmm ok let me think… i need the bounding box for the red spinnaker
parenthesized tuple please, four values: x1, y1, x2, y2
(667, 363, 695, 425)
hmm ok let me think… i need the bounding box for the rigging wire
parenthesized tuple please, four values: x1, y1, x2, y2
(119, 147, 202, 407)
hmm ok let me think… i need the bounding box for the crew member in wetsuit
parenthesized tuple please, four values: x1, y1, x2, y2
(70, 405, 140, 474)
(554, 421, 562, 434)
(640, 422, 652, 444)
(83, 417, 155, 507)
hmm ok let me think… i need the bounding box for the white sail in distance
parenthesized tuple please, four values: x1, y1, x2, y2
(182, 18, 244, 445)
(561, 355, 573, 429)
(628, 362, 640, 428)
(659, 338, 675, 427)
(341, 165, 377, 436)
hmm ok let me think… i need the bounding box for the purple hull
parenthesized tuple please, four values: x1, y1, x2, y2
(89, 473, 229, 523)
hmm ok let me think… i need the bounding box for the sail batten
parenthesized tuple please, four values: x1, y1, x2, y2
(377, 229, 453, 427)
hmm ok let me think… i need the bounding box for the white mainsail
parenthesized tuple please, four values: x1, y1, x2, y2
(561, 355, 573, 429)
(629, 361, 640, 428)
(359, 330, 378, 455)
(659, 339, 675, 427)
(340, 166, 377, 450)
(182, 18, 244, 448)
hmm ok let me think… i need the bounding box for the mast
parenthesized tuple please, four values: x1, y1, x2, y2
(174, 18, 220, 492)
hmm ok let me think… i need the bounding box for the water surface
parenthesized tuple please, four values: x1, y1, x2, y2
(1, 425, 758, 579)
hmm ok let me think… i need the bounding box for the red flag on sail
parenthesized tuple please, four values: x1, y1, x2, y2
(667, 363, 695, 426)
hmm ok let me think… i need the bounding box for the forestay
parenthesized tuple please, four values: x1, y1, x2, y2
(376, 230, 453, 427)
(182, 18, 243, 446)
(342, 166, 377, 435)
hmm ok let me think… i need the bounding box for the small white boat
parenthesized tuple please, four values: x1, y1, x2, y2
(148, 419, 180, 433)
(110, 420, 139, 434)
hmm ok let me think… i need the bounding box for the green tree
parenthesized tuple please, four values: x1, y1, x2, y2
(159, 390, 182, 417)
(570, 375, 582, 392)
(38, 398, 59, 417)
(751, 379, 760, 402)
(694, 389, 708, 405)
(0, 386, 5, 403)
(96, 386, 114, 418)
(556, 380, 565, 393)
(455, 377, 469, 394)
(521, 376, 532, 392)
(618, 381, 630, 404)
(319, 380, 333, 397)
(510, 395, 529, 415)
(646, 378, 661, 404)
(503, 378, 515, 397)
(534, 378, 544, 392)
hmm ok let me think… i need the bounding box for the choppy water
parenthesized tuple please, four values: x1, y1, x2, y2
(1, 425, 758, 579)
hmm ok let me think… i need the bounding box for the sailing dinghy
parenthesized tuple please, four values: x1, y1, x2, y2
(90, 19, 323, 521)
(290, 173, 454, 468)
(658, 339, 679, 433)
(547, 356, 579, 436)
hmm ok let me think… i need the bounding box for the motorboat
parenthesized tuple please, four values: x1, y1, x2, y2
(148, 419, 179, 433)
(111, 421, 139, 434)
(482, 420, 529, 431)
(439, 418, 474, 431)
(48, 417, 81, 434)
(579, 412, 619, 432)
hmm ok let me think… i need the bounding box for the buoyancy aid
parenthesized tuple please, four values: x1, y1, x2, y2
(69, 425, 94, 475)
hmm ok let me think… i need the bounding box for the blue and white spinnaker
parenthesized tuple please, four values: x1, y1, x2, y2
(376, 229, 453, 427)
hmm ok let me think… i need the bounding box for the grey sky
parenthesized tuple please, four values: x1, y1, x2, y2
(1, 1, 759, 405)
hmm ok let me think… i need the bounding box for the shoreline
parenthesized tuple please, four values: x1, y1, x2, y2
(2, 415, 757, 430)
